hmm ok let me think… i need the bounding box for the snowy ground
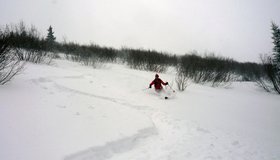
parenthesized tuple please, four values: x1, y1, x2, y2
(0, 59, 280, 160)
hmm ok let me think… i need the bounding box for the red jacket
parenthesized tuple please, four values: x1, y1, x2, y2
(150, 78, 168, 90)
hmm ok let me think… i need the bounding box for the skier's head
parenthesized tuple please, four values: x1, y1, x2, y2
(155, 74, 159, 78)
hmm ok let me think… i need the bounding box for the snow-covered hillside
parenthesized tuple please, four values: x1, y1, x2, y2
(0, 59, 279, 160)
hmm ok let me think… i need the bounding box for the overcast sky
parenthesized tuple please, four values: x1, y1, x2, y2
(1, 0, 280, 62)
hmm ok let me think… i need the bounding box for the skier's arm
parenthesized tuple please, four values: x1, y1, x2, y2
(160, 79, 168, 85)
(149, 80, 154, 88)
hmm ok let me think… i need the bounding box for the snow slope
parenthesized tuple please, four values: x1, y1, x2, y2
(0, 59, 279, 160)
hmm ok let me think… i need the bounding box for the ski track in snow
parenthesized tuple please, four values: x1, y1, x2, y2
(31, 75, 160, 160)
(64, 127, 157, 160)
(29, 74, 272, 160)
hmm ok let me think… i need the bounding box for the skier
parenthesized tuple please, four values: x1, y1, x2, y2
(149, 74, 168, 91)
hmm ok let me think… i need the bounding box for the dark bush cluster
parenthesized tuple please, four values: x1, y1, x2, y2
(234, 62, 265, 81)
(177, 53, 235, 86)
(58, 42, 118, 67)
(123, 48, 177, 72)
(4, 23, 45, 50)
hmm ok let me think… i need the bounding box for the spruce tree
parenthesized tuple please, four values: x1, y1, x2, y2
(46, 25, 56, 42)
(271, 22, 280, 72)
(46, 26, 56, 51)
(270, 22, 280, 93)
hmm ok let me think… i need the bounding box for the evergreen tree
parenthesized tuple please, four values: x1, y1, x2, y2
(270, 22, 280, 94)
(46, 25, 56, 43)
(271, 22, 280, 72)
(46, 25, 56, 51)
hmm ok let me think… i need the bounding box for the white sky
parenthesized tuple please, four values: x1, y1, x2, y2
(1, 0, 280, 62)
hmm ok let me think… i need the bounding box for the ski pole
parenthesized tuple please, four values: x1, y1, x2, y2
(167, 84, 176, 92)
(142, 87, 150, 91)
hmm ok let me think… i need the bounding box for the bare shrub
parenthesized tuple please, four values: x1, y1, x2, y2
(15, 48, 53, 64)
(175, 71, 190, 91)
(0, 34, 24, 85)
(259, 54, 280, 93)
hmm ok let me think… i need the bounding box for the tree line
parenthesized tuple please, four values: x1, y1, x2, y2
(0, 21, 279, 94)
